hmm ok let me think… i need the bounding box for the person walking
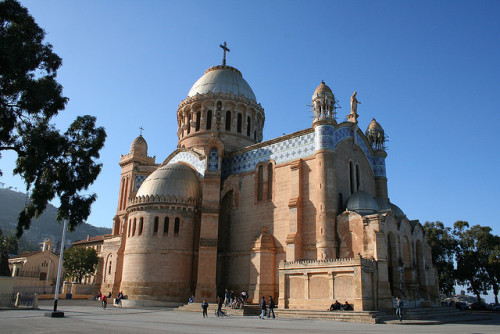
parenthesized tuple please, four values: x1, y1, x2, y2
(395, 296, 403, 322)
(259, 296, 266, 319)
(201, 300, 208, 318)
(267, 296, 276, 318)
(101, 294, 107, 309)
(216, 296, 223, 317)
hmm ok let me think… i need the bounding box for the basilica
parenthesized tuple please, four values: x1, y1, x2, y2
(79, 47, 439, 311)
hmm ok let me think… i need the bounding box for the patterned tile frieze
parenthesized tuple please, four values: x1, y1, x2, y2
(223, 125, 386, 178)
(167, 151, 206, 178)
(223, 132, 316, 177)
(208, 148, 219, 172)
(134, 175, 148, 191)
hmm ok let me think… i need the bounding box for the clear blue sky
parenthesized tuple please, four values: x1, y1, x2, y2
(3, 0, 499, 241)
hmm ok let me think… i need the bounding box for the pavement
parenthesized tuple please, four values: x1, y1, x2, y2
(0, 299, 498, 334)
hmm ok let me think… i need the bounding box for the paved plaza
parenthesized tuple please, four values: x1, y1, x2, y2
(0, 300, 498, 334)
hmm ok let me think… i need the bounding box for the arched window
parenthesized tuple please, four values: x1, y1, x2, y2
(187, 113, 191, 134)
(257, 165, 264, 201)
(138, 217, 143, 236)
(174, 218, 180, 236)
(355, 164, 360, 191)
(246, 116, 251, 136)
(108, 261, 112, 274)
(225, 110, 231, 131)
(267, 163, 273, 200)
(127, 219, 131, 237)
(237, 113, 242, 133)
(164, 217, 169, 235)
(349, 161, 355, 194)
(153, 217, 159, 235)
(132, 218, 136, 236)
(195, 111, 201, 131)
(206, 110, 212, 130)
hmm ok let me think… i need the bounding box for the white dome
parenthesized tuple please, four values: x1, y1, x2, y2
(188, 65, 256, 101)
(135, 163, 200, 200)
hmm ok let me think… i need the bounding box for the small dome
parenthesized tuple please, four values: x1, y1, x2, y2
(312, 81, 334, 100)
(374, 197, 391, 213)
(367, 118, 383, 131)
(389, 202, 406, 222)
(130, 135, 148, 156)
(135, 163, 200, 200)
(188, 65, 256, 101)
(346, 190, 378, 215)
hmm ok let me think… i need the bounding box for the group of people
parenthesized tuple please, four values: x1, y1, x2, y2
(96, 291, 125, 309)
(199, 292, 276, 318)
(328, 300, 353, 311)
(328, 297, 403, 321)
(259, 296, 276, 319)
(223, 289, 248, 309)
(96, 291, 112, 309)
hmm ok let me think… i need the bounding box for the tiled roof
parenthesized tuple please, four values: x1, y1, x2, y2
(72, 234, 109, 245)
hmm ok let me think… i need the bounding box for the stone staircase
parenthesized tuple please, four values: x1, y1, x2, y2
(176, 303, 482, 324)
(175, 302, 261, 316)
(176, 303, 383, 323)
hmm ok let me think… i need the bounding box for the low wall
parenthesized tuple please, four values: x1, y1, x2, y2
(279, 257, 377, 311)
(0, 277, 14, 294)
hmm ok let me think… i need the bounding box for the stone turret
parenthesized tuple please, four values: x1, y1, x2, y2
(312, 81, 336, 125)
(365, 118, 386, 151)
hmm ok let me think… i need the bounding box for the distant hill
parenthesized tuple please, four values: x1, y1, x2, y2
(0, 188, 111, 254)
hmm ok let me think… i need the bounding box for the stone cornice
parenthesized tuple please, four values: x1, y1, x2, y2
(120, 152, 156, 166)
(178, 91, 264, 113)
(127, 194, 201, 212)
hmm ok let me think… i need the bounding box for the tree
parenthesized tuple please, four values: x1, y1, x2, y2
(453, 221, 494, 303)
(486, 235, 500, 305)
(0, 228, 17, 276)
(63, 246, 99, 283)
(423, 221, 457, 296)
(0, 0, 106, 237)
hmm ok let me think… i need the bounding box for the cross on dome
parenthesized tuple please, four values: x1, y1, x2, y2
(220, 41, 230, 66)
(139, 126, 144, 136)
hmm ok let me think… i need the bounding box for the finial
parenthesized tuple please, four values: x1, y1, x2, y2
(220, 41, 230, 66)
(139, 126, 144, 136)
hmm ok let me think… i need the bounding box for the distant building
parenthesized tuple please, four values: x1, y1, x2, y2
(75, 51, 438, 310)
(72, 235, 108, 287)
(9, 239, 59, 284)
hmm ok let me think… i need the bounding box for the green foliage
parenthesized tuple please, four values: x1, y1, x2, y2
(0, 0, 106, 237)
(453, 221, 497, 302)
(63, 246, 99, 283)
(487, 237, 500, 304)
(0, 228, 17, 276)
(424, 220, 500, 303)
(423, 221, 457, 295)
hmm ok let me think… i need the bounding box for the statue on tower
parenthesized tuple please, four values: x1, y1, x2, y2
(350, 91, 361, 114)
(347, 91, 360, 124)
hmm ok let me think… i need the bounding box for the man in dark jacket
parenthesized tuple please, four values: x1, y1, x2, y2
(259, 296, 266, 319)
(267, 296, 276, 318)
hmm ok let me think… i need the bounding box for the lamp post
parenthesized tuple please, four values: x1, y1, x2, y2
(44, 219, 68, 318)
